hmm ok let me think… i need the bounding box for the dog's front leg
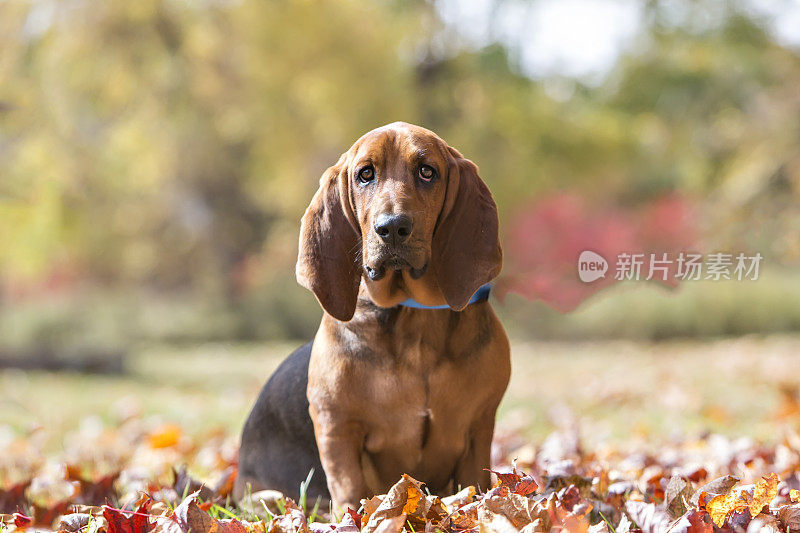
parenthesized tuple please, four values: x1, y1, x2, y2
(454, 409, 497, 492)
(310, 407, 369, 510)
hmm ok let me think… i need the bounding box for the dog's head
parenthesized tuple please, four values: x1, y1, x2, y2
(296, 122, 501, 321)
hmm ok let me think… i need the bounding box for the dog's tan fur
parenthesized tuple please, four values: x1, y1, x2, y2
(236, 123, 510, 510)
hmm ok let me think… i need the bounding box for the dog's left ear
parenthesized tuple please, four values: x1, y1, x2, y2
(296, 154, 362, 321)
(432, 148, 502, 310)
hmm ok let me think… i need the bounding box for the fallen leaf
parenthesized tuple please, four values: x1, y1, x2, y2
(666, 509, 712, 533)
(748, 473, 779, 517)
(479, 486, 536, 529)
(778, 503, 800, 530)
(149, 425, 183, 449)
(103, 495, 152, 533)
(58, 513, 93, 532)
(663, 476, 693, 518)
(362, 475, 421, 533)
(173, 491, 249, 533)
(624, 500, 673, 533)
(689, 475, 739, 507)
(704, 491, 747, 528)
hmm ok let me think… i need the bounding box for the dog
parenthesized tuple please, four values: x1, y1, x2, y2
(235, 122, 510, 511)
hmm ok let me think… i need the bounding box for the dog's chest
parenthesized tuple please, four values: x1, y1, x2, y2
(358, 338, 492, 484)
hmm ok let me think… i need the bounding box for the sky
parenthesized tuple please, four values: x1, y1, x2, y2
(436, 0, 800, 82)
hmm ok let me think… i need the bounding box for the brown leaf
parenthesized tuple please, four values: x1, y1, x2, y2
(448, 501, 479, 531)
(665, 510, 712, 533)
(66, 466, 120, 505)
(173, 466, 215, 502)
(173, 490, 249, 533)
(371, 513, 406, 533)
(0, 480, 31, 514)
(442, 486, 476, 512)
(362, 475, 422, 533)
(58, 513, 93, 533)
(778, 503, 800, 531)
(663, 476, 693, 519)
(33, 500, 73, 528)
(689, 475, 739, 507)
(479, 486, 536, 529)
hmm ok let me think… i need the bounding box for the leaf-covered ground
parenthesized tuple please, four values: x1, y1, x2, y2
(2, 337, 800, 532)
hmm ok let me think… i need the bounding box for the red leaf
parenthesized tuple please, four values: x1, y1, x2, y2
(13, 512, 32, 528)
(513, 476, 539, 496)
(484, 468, 521, 489)
(103, 496, 152, 533)
(346, 507, 362, 529)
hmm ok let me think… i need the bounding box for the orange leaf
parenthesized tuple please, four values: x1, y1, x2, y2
(148, 424, 182, 449)
(401, 482, 423, 515)
(748, 473, 779, 517)
(706, 491, 747, 527)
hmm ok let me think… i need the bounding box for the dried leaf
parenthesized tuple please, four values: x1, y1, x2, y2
(173, 490, 249, 533)
(362, 475, 420, 533)
(778, 503, 800, 530)
(624, 500, 673, 533)
(479, 486, 536, 529)
(748, 473, 779, 517)
(513, 477, 538, 497)
(479, 512, 519, 533)
(663, 476, 693, 518)
(448, 500, 479, 529)
(442, 486, 475, 511)
(371, 513, 406, 533)
(665, 510, 712, 533)
(103, 496, 153, 533)
(704, 491, 747, 528)
(58, 513, 92, 532)
(689, 475, 739, 507)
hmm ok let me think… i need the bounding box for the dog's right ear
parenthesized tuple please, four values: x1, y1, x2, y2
(296, 154, 362, 322)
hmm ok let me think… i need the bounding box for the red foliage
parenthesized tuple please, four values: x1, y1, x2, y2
(498, 192, 696, 312)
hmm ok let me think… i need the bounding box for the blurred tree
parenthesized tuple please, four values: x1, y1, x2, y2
(0, 0, 799, 342)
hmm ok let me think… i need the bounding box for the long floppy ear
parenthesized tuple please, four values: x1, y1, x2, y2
(296, 155, 362, 321)
(432, 148, 502, 310)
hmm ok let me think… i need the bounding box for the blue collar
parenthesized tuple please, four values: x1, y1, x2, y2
(398, 283, 492, 309)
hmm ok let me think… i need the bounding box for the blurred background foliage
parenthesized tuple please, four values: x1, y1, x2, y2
(1, 0, 800, 355)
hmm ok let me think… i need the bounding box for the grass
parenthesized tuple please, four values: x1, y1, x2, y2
(2, 335, 799, 455)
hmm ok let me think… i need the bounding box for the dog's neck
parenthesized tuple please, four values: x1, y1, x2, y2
(323, 294, 494, 368)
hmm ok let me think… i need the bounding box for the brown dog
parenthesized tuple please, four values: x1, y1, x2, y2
(236, 122, 510, 510)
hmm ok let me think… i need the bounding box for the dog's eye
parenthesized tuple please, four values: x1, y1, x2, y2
(419, 165, 435, 182)
(358, 166, 375, 183)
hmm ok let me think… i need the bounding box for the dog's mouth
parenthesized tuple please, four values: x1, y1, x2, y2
(364, 255, 427, 281)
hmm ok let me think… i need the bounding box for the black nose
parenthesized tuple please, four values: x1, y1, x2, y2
(373, 213, 413, 245)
